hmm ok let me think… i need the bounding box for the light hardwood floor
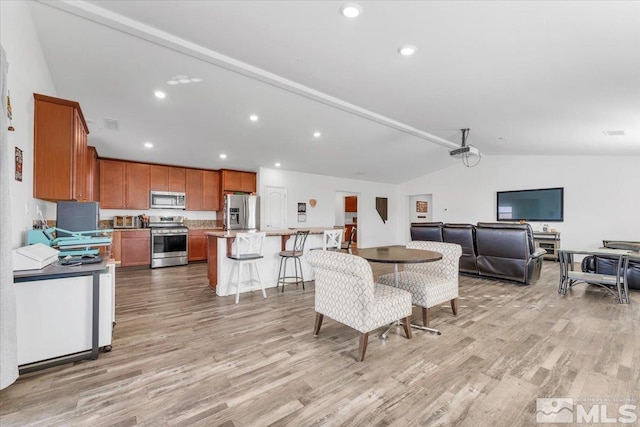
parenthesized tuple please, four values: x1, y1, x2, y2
(1, 259, 639, 426)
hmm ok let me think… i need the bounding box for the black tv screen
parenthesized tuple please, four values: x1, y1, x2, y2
(496, 187, 564, 222)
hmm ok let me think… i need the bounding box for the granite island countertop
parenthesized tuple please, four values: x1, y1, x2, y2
(204, 227, 334, 238)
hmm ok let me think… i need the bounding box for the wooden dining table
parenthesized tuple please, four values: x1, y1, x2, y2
(358, 245, 443, 335)
(357, 245, 442, 285)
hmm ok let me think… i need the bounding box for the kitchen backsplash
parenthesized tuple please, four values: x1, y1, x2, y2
(35, 219, 222, 230)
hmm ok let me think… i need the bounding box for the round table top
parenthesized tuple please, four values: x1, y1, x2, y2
(357, 245, 442, 264)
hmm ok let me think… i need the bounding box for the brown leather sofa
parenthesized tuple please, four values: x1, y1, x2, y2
(581, 241, 640, 290)
(410, 222, 545, 284)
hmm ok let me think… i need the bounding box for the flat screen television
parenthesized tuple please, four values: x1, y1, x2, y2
(496, 187, 564, 222)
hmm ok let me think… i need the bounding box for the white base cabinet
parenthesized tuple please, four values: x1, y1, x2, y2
(15, 263, 115, 366)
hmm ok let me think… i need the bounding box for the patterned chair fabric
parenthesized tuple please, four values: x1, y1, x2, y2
(377, 241, 462, 326)
(306, 250, 413, 361)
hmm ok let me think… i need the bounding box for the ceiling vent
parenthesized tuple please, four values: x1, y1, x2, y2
(104, 118, 119, 131)
(603, 130, 626, 136)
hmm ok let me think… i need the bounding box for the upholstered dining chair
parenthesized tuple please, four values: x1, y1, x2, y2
(377, 241, 462, 327)
(322, 228, 343, 251)
(306, 250, 413, 362)
(227, 232, 266, 304)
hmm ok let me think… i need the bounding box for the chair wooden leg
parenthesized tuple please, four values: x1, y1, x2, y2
(422, 307, 430, 327)
(313, 313, 324, 336)
(402, 316, 412, 339)
(358, 332, 369, 362)
(451, 298, 458, 316)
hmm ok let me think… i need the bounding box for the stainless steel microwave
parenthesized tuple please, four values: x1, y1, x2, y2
(150, 191, 186, 209)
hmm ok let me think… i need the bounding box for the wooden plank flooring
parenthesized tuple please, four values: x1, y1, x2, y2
(1, 260, 639, 426)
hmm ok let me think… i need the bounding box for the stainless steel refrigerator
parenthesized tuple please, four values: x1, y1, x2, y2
(224, 194, 260, 230)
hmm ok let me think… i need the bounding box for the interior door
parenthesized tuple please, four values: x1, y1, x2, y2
(265, 186, 287, 230)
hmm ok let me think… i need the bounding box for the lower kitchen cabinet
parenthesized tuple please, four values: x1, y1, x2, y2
(119, 230, 151, 267)
(188, 229, 208, 262)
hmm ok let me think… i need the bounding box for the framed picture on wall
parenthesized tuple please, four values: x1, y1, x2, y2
(416, 201, 428, 213)
(15, 147, 23, 182)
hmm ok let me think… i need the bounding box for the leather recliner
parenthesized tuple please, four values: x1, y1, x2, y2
(410, 222, 443, 242)
(581, 241, 640, 290)
(442, 223, 478, 275)
(475, 222, 545, 284)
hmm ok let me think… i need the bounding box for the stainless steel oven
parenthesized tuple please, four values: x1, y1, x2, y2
(149, 216, 188, 268)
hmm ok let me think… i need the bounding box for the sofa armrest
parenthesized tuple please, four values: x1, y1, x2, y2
(532, 248, 547, 259)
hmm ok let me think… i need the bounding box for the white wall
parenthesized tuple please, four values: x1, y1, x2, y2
(1, 1, 57, 248)
(259, 168, 398, 248)
(399, 155, 640, 249)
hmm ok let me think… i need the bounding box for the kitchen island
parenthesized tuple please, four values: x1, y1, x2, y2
(205, 228, 333, 297)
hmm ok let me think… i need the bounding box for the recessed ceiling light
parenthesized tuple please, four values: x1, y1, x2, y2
(340, 3, 362, 18)
(603, 130, 626, 136)
(398, 45, 417, 56)
(144, 142, 153, 148)
(154, 91, 166, 99)
(275, 162, 281, 167)
(249, 114, 259, 122)
(313, 131, 321, 138)
(219, 154, 227, 159)
(167, 75, 202, 85)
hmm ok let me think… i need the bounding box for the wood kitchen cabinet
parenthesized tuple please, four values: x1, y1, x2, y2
(86, 146, 100, 202)
(99, 159, 150, 209)
(220, 170, 256, 193)
(186, 169, 220, 211)
(203, 170, 220, 211)
(33, 93, 90, 201)
(119, 230, 151, 267)
(186, 169, 203, 211)
(219, 169, 256, 207)
(150, 165, 186, 192)
(345, 196, 357, 212)
(188, 229, 208, 261)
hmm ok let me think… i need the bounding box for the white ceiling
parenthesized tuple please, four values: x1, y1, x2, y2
(27, 1, 640, 184)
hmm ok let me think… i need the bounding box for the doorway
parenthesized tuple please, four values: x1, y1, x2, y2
(335, 191, 358, 248)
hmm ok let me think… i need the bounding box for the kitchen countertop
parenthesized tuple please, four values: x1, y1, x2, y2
(205, 227, 332, 238)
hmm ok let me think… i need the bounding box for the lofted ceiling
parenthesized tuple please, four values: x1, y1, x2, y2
(27, 1, 640, 184)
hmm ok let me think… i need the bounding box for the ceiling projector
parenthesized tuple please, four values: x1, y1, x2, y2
(449, 145, 480, 158)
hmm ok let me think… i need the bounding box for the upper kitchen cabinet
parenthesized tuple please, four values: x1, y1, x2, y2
(86, 146, 100, 202)
(345, 196, 358, 212)
(100, 159, 150, 209)
(220, 170, 256, 193)
(150, 165, 186, 192)
(33, 93, 89, 201)
(186, 169, 220, 211)
(203, 170, 220, 211)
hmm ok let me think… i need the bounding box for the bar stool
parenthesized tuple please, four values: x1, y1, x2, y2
(227, 232, 266, 304)
(341, 226, 357, 253)
(276, 230, 309, 292)
(323, 229, 343, 251)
